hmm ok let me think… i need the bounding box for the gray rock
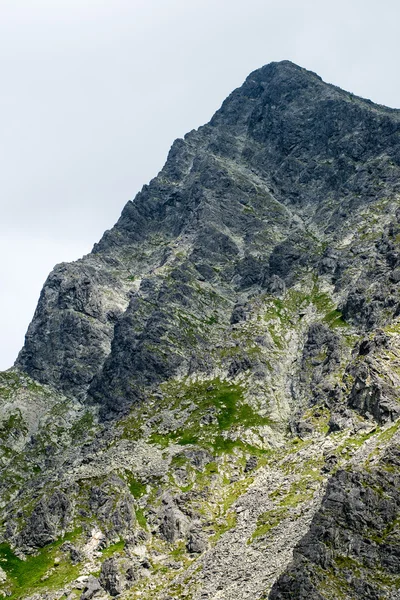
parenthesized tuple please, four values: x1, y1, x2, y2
(99, 558, 123, 596)
(186, 527, 207, 554)
(244, 456, 258, 473)
(80, 576, 102, 600)
(17, 61, 400, 418)
(61, 541, 83, 564)
(17, 490, 71, 549)
(270, 444, 400, 599)
(158, 494, 189, 543)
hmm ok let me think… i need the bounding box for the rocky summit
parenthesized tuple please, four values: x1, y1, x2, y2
(1, 60, 400, 599)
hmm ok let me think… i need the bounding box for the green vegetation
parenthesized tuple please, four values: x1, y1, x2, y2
(336, 427, 378, 461)
(378, 418, 400, 443)
(136, 507, 148, 529)
(250, 506, 289, 541)
(307, 286, 349, 329)
(126, 472, 147, 498)
(0, 531, 81, 599)
(0, 413, 28, 438)
(148, 378, 272, 452)
(119, 412, 145, 442)
(250, 459, 323, 543)
(70, 411, 94, 440)
(210, 511, 237, 542)
(302, 406, 331, 435)
(384, 320, 400, 335)
(324, 309, 348, 328)
(212, 436, 268, 456)
(171, 453, 189, 468)
(0, 372, 25, 400)
(263, 284, 350, 332)
(101, 540, 125, 558)
(0, 371, 45, 401)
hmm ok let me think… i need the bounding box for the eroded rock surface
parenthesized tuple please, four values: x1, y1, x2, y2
(2, 61, 400, 600)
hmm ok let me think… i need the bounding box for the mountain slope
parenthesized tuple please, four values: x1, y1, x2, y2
(1, 61, 400, 599)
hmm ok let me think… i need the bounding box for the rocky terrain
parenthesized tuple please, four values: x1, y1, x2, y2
(1, 60, 400, 599)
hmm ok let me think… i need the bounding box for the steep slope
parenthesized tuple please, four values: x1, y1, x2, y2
(270, 431, 400, 600)
(16, 60, 400, 412)
(0, 61, 400, 599)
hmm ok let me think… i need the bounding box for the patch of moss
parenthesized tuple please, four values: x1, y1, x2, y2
(136, 508, 148, 529)
(210, 510, 237, 542)
(0, 530, 81, 599)
(378, 418, 400, 443)
(0, 413, 28, 438)
(336, 427, 379, 460)
(385, 320, 400, 335)
(148, 379, 273, 452)
(262, 284, 349, 336)
(126, 473, 147, 498)
(206, 315, 218, 325)
(101, 540, 125, 558)
(0, 372, 25, 400)
(170, 540, 187, 560)
(324, 309, 348, 328)
(148, 432, 171, 448)
(334, 554, 362, 572)
(119, 411, 147, 442)
(250, 506, 289, 542)
(171, 453, 189, 468)
(69, 411, 94, 440)
(302, 406, 331, 435)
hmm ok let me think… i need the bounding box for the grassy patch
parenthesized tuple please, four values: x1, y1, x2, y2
(0, 413, 28, 438)
(69, 411, 94, 440)
(148, 379, 273, 452)
(263, 285, 349, 335)
(210, 511, 237, 542)
(336, 427, 378, 460)
(250, 506, 289, 541)
(136, 508, 148, 529)
(378, 418, 400, 443)
(126, 473, 147, 498)
(0, 371, 45, 401)
(0, 531, 81, 599)
(249, 463, 322, 544)
(324, 309, 348, 328)
(101, 540, 125, 559)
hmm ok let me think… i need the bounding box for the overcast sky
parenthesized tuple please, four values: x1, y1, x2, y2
(1, 0, 400, 370)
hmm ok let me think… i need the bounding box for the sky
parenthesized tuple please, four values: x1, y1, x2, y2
(1, 0, 400, 370)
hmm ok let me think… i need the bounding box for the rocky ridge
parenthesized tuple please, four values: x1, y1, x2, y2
(1, 61, 400, 599)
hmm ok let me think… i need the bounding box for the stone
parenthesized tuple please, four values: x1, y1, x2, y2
(99, 558, 123, 596)
(158, 495, 189, 543)
(186, 527, 207, 554)
(244, 456, 258, 473)
(80, 576, 102, 600)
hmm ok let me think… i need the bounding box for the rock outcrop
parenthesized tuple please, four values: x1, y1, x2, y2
(1, 61, 400, 599)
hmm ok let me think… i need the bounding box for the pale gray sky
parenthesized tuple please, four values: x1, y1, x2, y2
(1, 0, 399, 370)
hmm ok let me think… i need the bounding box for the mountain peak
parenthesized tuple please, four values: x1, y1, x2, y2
(4, 64, 400, 600)
(209, 60, 341, 132)
(248, 59, 321, 80)
(17, 61, 400, 406)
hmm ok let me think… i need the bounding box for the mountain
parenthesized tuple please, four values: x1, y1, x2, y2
(1, 60, 400, 600)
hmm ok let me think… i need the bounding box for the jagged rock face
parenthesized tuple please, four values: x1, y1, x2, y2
(3, 61, 400, 600)
(270, 439, 400, 600)
(16, 259, 130, 400)
(16, 61, 400, 414)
